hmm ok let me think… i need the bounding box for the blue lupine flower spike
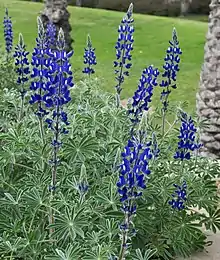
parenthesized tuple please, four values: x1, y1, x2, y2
(169, 181, 187, 210)
(14, 33, 30, 98)
(174, 111, 202, 161)
(117, 136, 152, 259)
(46, 21, 57, 49)
(44, 28, 74, 189)
(82, 34, 97, 76)
(3, 8, 13, 55)
(14, 33, 30, 120)
(160, 28, 182, 112)
(128, 65, 159, 126)
(114, 3, 134, 106)
(29, 17, 52, 118)
(44, 29, 74, 232)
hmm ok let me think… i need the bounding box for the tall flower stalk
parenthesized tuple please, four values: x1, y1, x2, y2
(114, 3, 134, 107)
(29, 17, 52, 144)
(117, 134, 152, 260)
(3, 8, 13, 59)
(128, 65, 159, 131)
(44, 28, 74, 229)
(46, 21, 57, 49)
(82, 34, 97, 77)
(174, 111, 202, 161)
(14, 33, 30, 121)
(169, 112, 202, 211)
(160, 28, 182, 136)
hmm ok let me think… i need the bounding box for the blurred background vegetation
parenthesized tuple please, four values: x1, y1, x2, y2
(22, 0, 210, 18)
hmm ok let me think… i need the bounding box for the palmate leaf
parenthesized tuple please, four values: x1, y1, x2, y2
(97, 218, 118, 241)
(131, 248, 157, 260)
(200, 208, 220, 233)
(95, 177, 118, 210)
(64, 136, 99, 162)
(83, 244, 111, 260)
(23, 186, 48, 209)
(50, 205, 89, 243)
(171, 237, 193, 258)
(45, 244, 81, 260)
(172, 212, 202, 237)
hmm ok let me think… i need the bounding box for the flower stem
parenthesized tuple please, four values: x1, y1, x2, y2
(49, 72, 62, 236)
(19, 96, 24, 122)
(118, 213, 129, 260)
(38, 116, 45, 145)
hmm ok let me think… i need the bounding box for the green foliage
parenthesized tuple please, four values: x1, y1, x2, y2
(0, 76, 220, 259)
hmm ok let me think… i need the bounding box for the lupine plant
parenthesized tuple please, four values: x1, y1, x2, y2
(128, 65, 159, 129)
(82, 34, 97, 76)
(44, 28, 74, 229)
(3, 8, 13, 57)
(174, 111, 202, 161)
(29, 17, 52, 142)
(117, 133, 152, 259)
(114, 3, 134, 107)
(169, 181, 187, 210)
(46, 21, 57, 49)
(13, 33, 30, 120)
(0, 4, 220, 260)
(160, 28, 182, 136)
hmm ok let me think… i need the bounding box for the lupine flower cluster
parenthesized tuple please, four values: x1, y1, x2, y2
(117, 134, 152, 255)
(46, 21, 57, 49)
(114, 3, 134, 97)
(174, 112, 202, 161)
(29, 18, 52, 117)
(3, 8, 13, 55)
(169, 181, 187, 210)
(160, 28, 182, 112)
(14, 33, 30, 98)
(128, 65, 159, 125)
(82, 34, 97, 75)
(44, 30, 74, 132)
(44, 29, 74, 191)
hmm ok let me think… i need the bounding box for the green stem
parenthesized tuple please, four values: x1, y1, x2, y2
(28, 209, 37, 233)
(118, 213, 129, 260)
(38, 116, 45, 145)
(161, 108, 166, 137)
(19, 96, 24, 122)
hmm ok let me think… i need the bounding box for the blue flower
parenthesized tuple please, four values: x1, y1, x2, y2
(114, 3, 134, 96)
(44, 28, 74, 136)
(169, 181, 187, 210)
(46, 21, 57, 49)
(78, 181, 89, 195)
(82, 34, 97, 76)
(174, 112, 202, 161)
(117, 134, 152, 254)
(29, 17, 52, 118)
(160, 28, 182, 112)
(45, 29, 74, 192)
(3, 8, 13, 54)
(117, 136, 152, 216)
(14, 33, 30, 97)
(128, 65, 159, 124)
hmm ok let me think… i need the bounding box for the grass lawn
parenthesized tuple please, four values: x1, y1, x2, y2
(0, 0, 208, 113)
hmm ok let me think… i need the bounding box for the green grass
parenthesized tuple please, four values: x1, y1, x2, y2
(0, 0, 208, 112)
